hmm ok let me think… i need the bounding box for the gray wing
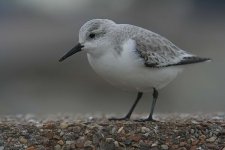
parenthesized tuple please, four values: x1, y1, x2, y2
(134, 34, 184, 67)
(118, 24, 210, 67)
(134, 34, 210, 67)
(134, 33, 210, 67)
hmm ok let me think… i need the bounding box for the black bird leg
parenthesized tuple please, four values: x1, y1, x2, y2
(135, 88, 158, 122)
(109, 92, 143, 121)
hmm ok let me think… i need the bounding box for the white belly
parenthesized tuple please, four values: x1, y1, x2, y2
(87, 43, 183, 92)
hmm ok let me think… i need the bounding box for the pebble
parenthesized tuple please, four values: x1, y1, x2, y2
(206, 136, 217, 142)
(53, 135, 61, 140)
(106, 138, 115, 142)
(60, 131, 64, 136)
(179, 142, 186, 146)
(66, 141, 73, 145)
(190, 146, 197, 150)
(171, 145, 179, 149)
(114, 141, 119, 148)
(161, 144, 169, 150)
(139, 140, 151, 150)
(191, 139, 199, 145)
(92, 134, 100, 144)
(57, 140, 64, 145)
(111, 127, 116, 134)
(26, 146, 36, 150)
(151, 141, 158, 147)
(76, 136, 85, 148)
(124, 139, 132, 146)
(128, 134, 141, 142)
(84, 140, 92, 147)
(60, 122, 69, 129)
(19, 136, 27, 144)
(0, 146, 3, 150)
(54, 144, 61, 150)
(117, 126, 124, 133)
(72, 126, 81, 133)
(104, 138, 115, 150)
(150, 147, 159, 150)
(206, 143, 217, 149)
(141, 127, 150, 133)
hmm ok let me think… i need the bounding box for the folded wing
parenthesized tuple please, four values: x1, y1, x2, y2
(134, 33, 210, 68)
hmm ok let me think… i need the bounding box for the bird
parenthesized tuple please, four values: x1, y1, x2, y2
(59, 19, 210, 121)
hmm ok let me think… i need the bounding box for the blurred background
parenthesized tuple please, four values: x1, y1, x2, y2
(0, 0, 224, 115)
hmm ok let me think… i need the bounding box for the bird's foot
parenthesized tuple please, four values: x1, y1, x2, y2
(108, 116, 130, 121)
(134, 117, 157, 122)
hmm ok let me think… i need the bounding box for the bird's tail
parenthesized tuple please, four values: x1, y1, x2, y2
(177, 56, 211, 65)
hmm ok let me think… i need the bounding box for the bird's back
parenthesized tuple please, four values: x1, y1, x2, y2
(117, 24, 210, 68)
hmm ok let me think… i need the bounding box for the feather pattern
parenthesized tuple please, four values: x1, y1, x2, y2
(117, 24, 210, 68)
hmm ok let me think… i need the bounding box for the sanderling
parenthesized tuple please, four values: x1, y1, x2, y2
(59, 19, 210, 121)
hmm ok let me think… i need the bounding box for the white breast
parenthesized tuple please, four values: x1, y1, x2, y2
(87, 39, 183, 92)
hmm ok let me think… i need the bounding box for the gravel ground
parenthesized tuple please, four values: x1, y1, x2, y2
(0, 113, 225, 150)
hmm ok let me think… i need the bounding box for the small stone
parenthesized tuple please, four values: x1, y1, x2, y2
(60, 131, 64, 136)
(209, 132, 213, 137)
(43, 122, 55, 129)
(104, 138, 115, 150)
(161, 144, 169, 150)
(179, 142, 186, 146)
(111, 127, 116, 134)
(191, 139, 199, 145)
(190, 129, 195, 134)
(73, 126, 81, 133)
(190, 146, 197, 150)
(114, 141, 119, 148)
(84, 140, 92, 147)
(141, 127, 150, 133)
(106, 138, 115, 142)
(171, 145, 179, 149)
(143, 132, 149, 137)
(151, 147, 159, 150)
(76, 136, 85, 148)
(66, 141, 74, 145)
(139, 140, 150, 150)
(206, 136, 217, 143)
(54, 144, 61, 150)
(151, 141, 159, 147)
(128, 135, 141, 142)
(19, 136, 28, 144)
(53, 135, 61, 140)
(222, 147, 225, 150)
(199, 135, 206, 140)
(0, 147, 4, 150)
(92, 134, 100, 144)
(46, 131, 54, 139)
(195, 133, 199, 138)
(26, 146, 36, 150)
(178, 147, 187, 150)
(206, 143, 217, 149)
(117, 127, 124, 133)
(57, 140, 64, 146)
(124, 139, 132, 146)
(60, 122, 69, 129)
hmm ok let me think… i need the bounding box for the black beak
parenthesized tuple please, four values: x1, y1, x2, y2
(59, 43, 84, 62)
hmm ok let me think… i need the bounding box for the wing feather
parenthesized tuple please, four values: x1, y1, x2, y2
(133, 33, 209, 67)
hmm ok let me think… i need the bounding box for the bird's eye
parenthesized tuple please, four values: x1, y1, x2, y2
(89, 33, 95, 39)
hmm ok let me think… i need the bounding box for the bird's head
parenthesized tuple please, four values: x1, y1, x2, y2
(59, 19, 116, 62)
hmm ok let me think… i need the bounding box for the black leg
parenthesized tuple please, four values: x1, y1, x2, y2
(135, 88, 158, 122)
(109, 92, 143, 121)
